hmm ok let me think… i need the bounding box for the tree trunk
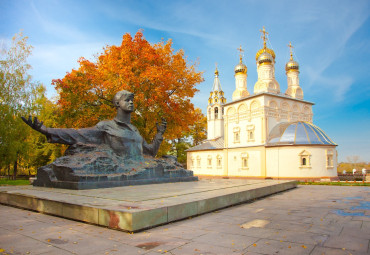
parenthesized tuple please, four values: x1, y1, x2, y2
(7, 165, 10, 180)
(13, 159, 18, 180)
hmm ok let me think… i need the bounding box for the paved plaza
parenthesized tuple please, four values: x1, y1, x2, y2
(0, 185, 369, 255)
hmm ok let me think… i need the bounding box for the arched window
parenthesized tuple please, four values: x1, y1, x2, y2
(241, 152, 249, 169)
(215, 107, 218, 119)
(299, 150, 311, 168)
(326, 150, 334, 168)
(247, 125, 255, 142)
(217, 155, 222, 168)
(233, 127, 240, 143)
(207, 155, 212, 168)
(249, 131, 254, 141)
(302, 158, 306, 166)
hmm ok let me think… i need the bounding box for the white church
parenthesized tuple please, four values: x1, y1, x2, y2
(187, 27, 339, 181)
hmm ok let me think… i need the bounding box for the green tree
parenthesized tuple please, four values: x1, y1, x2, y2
(23, 86, 63, 175)
(0, 32, 48, 178)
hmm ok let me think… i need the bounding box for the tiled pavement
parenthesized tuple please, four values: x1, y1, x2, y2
(0, 185, 369, 255)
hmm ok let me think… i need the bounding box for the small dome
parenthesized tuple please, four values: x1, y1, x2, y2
(285, 59, 299, 72)
(258, 52, 273, 65)
(235, 61, 247, 74)
(267, 121, 336, 146)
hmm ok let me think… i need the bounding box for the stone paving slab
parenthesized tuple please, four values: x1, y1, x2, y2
(0, 185, 369, 255)
(0, 179, 296, 232)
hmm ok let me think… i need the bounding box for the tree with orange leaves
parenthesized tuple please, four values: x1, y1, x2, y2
(53, 30, 203, 156)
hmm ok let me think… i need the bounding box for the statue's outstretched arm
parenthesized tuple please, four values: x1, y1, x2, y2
(21, 116, 103, 145)
(21, 116, 49, 136)
(143, 118, 167, 157)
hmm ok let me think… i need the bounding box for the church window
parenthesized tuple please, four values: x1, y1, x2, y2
(215, 107, 218, 119)
(197, 156, 201, 168)
(215, 99, 218, 103)
(299, 150, 311, 168)
(233, 127, 240, 143)
(248, 130, 254, 141)
(208, 109, 211, 119)
(243, 158, 248, 168)
(234, 132, 240, 143)
(217, 155, 222, 168)
(207, 155, 212, 168)
(302, 158, 307, 166)
(241, 153, 249, 169)
(246, 125, 255, 142)
(326, 150, 334, 168)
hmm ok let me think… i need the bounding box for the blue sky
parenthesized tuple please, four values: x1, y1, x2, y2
(1, 0, 369, 162)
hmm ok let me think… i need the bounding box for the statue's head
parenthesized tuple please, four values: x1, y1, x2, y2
(113, 90, 135, 112)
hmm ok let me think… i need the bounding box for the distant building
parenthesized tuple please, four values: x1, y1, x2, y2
(187, 27, 338, 181)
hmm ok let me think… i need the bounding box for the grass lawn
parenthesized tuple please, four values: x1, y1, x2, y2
(0, 179, 30, 186)
(298, 181, 370, 186)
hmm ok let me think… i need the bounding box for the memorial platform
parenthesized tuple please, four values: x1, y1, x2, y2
(0, 179, 296, 232)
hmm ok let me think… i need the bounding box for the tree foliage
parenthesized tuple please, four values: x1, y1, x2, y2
(24, 86, 63, 173)
(53, 30, 204, 155)
(0, 32, 36, 176)
(188, 108, 207, 146)
(0, 32, 60, 177)
(338, 161, 370, 174)
(168, 107, 207, 164)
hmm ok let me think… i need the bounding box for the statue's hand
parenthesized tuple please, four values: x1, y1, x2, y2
(21, 116, 48, 136)
(156, 118, 167, 135)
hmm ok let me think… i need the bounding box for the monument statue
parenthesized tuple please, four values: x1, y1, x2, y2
(22, 90, 197, 189)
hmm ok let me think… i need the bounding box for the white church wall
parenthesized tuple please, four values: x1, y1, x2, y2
(187, 150, 224, 176)
(264, 95, 313, 135)
(224, 97, 265, 148)
(227, 147, 263, 177)
(266, 146, 338, 179)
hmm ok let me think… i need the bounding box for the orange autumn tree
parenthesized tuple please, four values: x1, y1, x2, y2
(53, 31, 204, 155)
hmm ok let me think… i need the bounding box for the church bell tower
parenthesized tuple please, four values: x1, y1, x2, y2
(207, 65, 226, 140)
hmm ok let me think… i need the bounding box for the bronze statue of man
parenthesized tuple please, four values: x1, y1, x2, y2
(21, 90, 196, 189)
(22, 90, 167, 161)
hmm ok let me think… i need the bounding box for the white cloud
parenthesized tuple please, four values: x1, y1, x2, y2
(305, 66, 353, 102)
(301, 1, 369, 101)
(30, 0, 89, 42)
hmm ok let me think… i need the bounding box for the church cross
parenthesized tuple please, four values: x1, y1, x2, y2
(237, 45, 244, 62)
(260, 26, 268, 48)
(288, 42, 294, 60)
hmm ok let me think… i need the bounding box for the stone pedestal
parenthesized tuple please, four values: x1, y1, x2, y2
(33, 144, 197, 190)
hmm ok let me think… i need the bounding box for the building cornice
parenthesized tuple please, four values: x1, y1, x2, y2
(223, 92, 314, 107)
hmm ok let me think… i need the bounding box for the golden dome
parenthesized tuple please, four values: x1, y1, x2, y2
(235, 46, 247, 74)
(258, 51, 273, 65)
(285, 59, 299, 72)
(285, 42, 299, 72)
(235, 61, 247, 74)
(255, 48, 276, 61)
